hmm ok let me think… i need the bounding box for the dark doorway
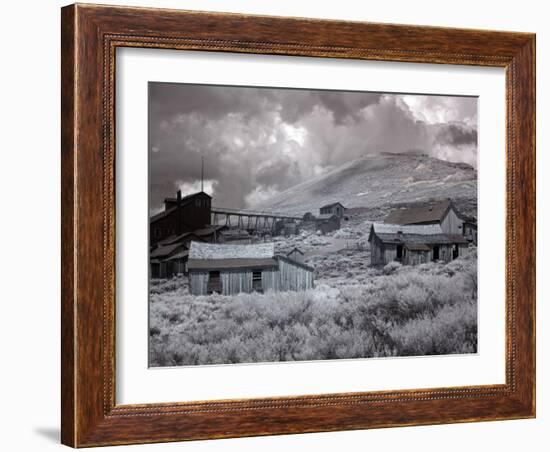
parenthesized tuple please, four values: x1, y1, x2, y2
(453, 244, 459, 259)
(433, 246, 440, 261)
(207, 271, 222, 294)
(252, 271, 263, 292)
(396, 245, 403, 260)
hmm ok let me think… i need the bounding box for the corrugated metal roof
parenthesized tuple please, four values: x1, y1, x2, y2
(189, 241, 275, 260)
(188, 258, 278, 271)
(150, 243, 184, 258)
(372, 222, 443, 235)
(384, 200, 451, 225)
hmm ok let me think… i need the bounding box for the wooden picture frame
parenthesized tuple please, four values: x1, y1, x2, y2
(61, 3, 535, 447)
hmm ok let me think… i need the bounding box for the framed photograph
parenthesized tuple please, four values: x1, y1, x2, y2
(61, 3, 535, 447)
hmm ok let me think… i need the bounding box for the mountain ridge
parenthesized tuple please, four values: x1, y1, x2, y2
(255, 152, 477, 217)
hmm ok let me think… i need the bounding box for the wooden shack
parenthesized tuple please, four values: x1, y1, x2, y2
(368, 223, 469, 266)
(319, 202, 346, 218)
(188, 242, 314, 295)
(384, 199, 477, 243)
(315, 214, 341, 234)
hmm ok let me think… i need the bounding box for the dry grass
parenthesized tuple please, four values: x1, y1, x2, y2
(149, 248, 477, 366)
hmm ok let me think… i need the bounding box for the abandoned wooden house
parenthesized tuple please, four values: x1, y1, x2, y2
(188, 241, 314, 296)
(149, 190, 212, 246)
(384, 199, 477, 245)
(368, 222, 469, 266)
(315, 213, 341, 234)
(319, 201, 346, 219)
(150, 242, 189, 278)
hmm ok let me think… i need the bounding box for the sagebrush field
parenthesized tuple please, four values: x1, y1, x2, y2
(149, 224, 477, 366)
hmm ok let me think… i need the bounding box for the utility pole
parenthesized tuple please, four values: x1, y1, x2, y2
(201, 155, 204, 192)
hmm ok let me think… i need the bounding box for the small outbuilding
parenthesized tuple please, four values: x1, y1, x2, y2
(384, 199, 477, 245)
(319, 202, 346, 218)
(368, 223, 469, 266)
(188, 242, 314, 295)
(315, 214, 341, 234)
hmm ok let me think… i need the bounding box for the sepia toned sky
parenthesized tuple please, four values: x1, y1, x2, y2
(149, 82, 477, 212)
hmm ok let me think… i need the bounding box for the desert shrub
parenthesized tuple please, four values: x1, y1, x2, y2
(149, 249, 478, 366)
(383, 261, 402, 275)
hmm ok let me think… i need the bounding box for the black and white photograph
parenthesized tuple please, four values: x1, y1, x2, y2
(148, 82, 479, 367)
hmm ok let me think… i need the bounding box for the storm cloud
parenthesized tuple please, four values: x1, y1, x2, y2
(149, 82, 477, 212)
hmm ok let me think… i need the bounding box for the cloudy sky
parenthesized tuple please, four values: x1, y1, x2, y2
(149, 82, 477, 212)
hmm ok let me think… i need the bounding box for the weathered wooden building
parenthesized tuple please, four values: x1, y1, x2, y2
(315, 213, 341, 234)
(384, 199, 477, 244)
(319, 202, 346, 218)
(150, 242, 189, 278)
(149, 190, 212, 246)
(368, 223, 469, 266)
(188, 242, 314, 295)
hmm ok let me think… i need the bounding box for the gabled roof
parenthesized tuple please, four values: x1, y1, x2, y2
(189, 241, 275, 260)
(287, 247, 304, 255)
(320, 202, 345, 210)
(384, 200, 453, 225)
(277, 255, 314, 272)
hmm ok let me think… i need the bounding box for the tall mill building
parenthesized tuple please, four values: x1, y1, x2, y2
(149, 190, 212, 246)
